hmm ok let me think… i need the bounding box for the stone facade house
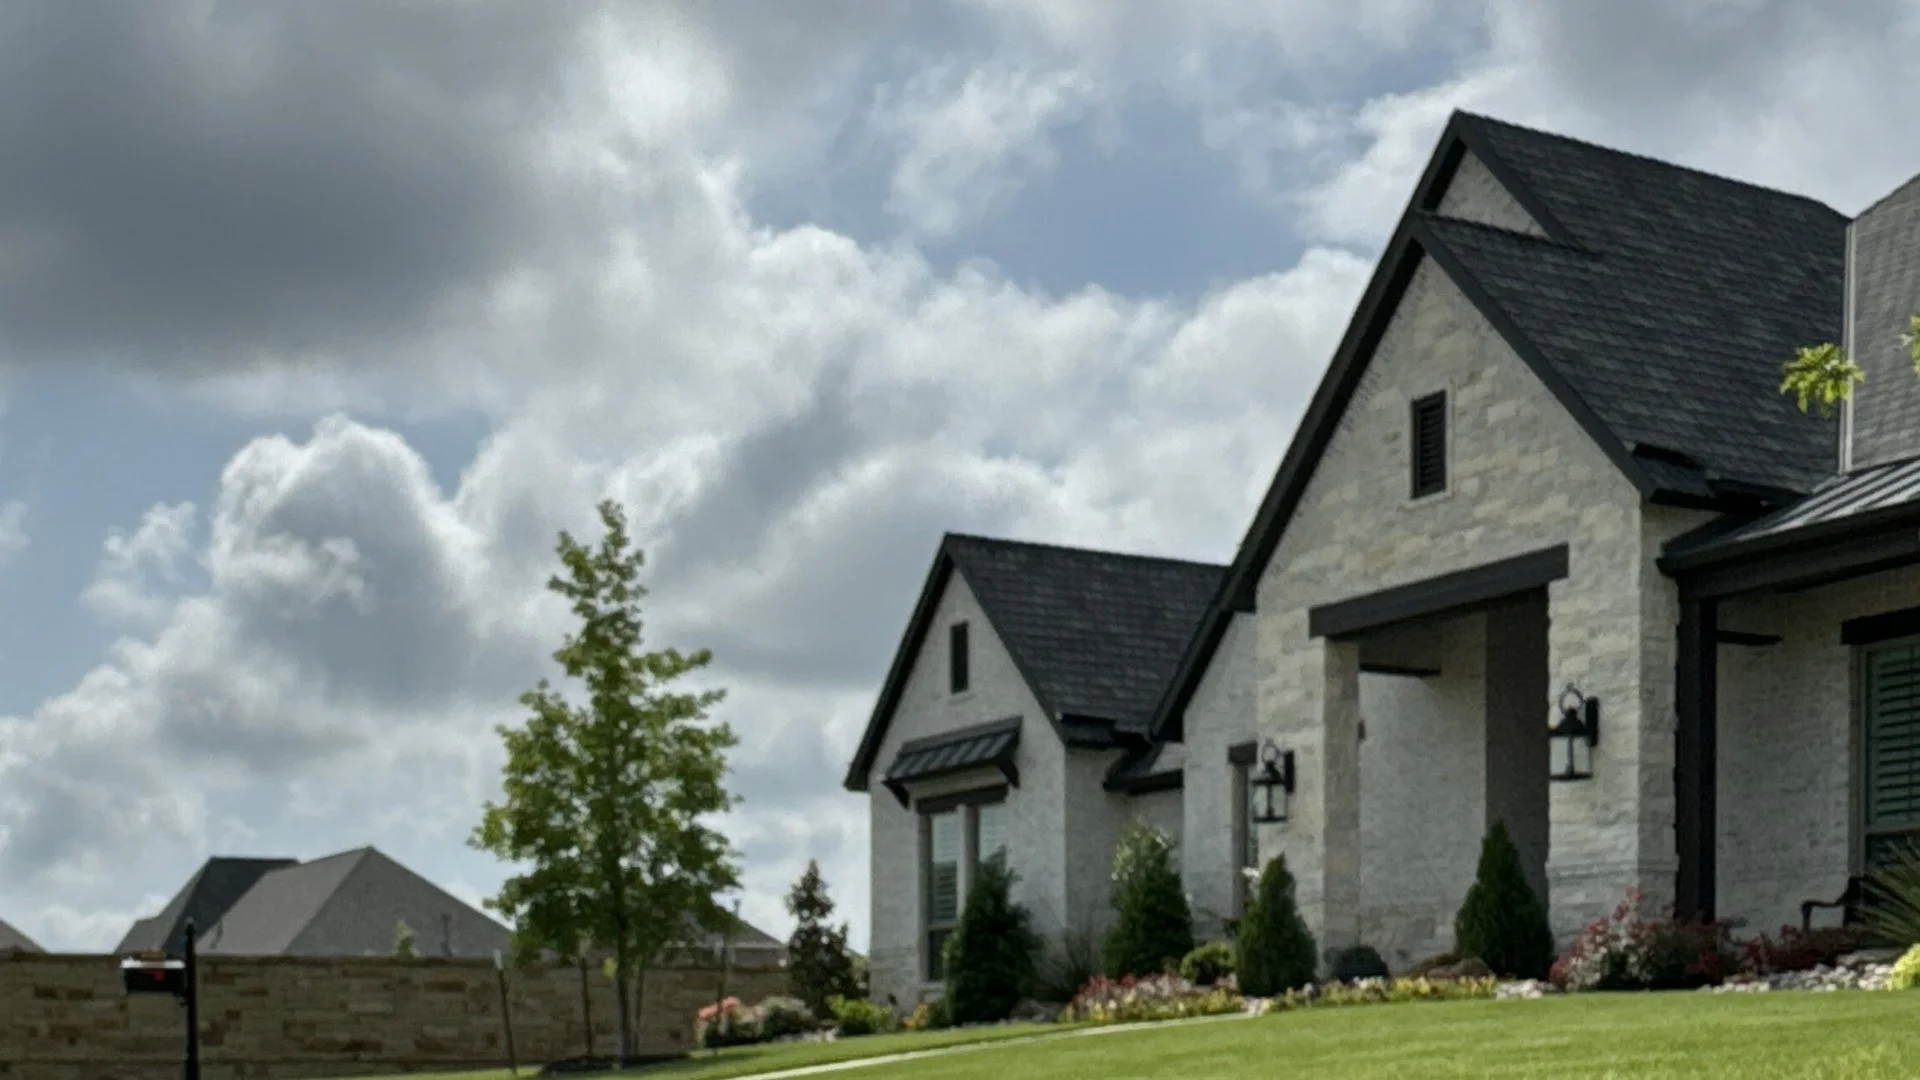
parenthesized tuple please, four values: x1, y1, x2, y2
(846, 109, 1920, 1008)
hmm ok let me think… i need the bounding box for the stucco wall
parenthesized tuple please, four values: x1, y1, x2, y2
(1715, 564, 1920, 933)
(1249, 246, 1669, 950)
(865, 572, 1066, 1010)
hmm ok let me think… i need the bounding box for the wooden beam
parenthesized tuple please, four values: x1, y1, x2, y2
(1674, 599, 1719, 921)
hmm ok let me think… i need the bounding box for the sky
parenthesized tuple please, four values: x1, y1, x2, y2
(3, 0, 1920, 956)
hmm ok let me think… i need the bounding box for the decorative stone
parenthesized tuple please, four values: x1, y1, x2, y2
(1428, 957, 1493, 981)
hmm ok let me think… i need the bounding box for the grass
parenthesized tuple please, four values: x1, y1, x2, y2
(343, 992, 1920, 1080)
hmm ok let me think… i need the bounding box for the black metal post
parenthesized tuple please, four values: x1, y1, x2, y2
(495, 952, 518, 1076)
(182, 917, 201, 1080)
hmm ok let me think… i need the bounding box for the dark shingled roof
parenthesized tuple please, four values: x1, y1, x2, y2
(883, 717, 1021, 804)
(844, 533, 1224, 791)
(0, 917, 41, 953)
(115, 856, 298, 956)
(1665, 455, 1920, 566)
(1435, 114, 1847, 496)
(944, 535, 1224, 733)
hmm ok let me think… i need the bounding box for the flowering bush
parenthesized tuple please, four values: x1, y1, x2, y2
(1548, 889, 1738, 991)
(1890, 945, 1920, 991)
(1058, 973, 1244, 1026)
(694, 997, 758, 1049)
(1740, 925, 1874, 976)
(1272, 975, 1498, 1010)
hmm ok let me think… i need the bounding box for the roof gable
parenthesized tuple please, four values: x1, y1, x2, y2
(844, 533, 1222, 791)
(1149, 110, 1846, 743)
(115, 856, 298, 956)
(0, 917, 41, 952)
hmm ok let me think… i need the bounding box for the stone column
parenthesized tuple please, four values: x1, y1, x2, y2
(1264, 629, 1363, 959)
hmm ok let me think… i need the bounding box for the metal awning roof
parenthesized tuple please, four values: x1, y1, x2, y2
(882, 717, 1021, 807)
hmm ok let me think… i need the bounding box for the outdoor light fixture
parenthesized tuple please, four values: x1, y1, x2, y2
(1549, 685, 1599, 782)
(1250, 740, 1296, 824)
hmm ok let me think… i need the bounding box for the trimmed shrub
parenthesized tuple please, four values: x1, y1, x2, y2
(826, 995, 895, 1037)
(902, 997, 951, 1031)
(1454, 821, 1555, 979)
(1329, 944, 1389, 984)
(942, 859, 1041, 1025)
(1890, 944, 1920, 991)
(1236, 855, 1317, 997)
(1403, 952, 1460, 979)
(1104, 822, 1195, 978)
(755, 996, 816, 1040)
(1035, 924, 1101, 1003)
(1178, 941, 1236, 987)
(1059, 973, 1244, 1025)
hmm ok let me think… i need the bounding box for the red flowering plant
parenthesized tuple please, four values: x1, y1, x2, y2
(1059, 973, 1242, 1025)
(693, 997, 760, 1049)
(1548, 888, 1738, 991)
(1739, 925, 1873, 976)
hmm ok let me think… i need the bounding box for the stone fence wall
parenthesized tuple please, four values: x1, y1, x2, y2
(0, 951, 788, 1080)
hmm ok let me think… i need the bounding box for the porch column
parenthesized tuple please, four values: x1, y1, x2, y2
(1266, 634, 1362, 958)
(1674, 599, 1718, 921)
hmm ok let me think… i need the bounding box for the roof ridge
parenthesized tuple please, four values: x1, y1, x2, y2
(1456, 110, 1847, 219)
(943, 531, 1225, 571)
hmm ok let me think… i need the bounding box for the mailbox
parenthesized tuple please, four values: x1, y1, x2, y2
(121, 956, 188, 999)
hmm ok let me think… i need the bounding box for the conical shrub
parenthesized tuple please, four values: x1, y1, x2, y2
(1235, 854, 1317, 996)
(1103, 822, 1195, 978)
(1453, 821, 1554, 979)
(943, 859, 1040, 1024)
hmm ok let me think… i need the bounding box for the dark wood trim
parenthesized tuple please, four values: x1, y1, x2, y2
(1843, 606, 1920, 647)
(1361, 662, 1443, 678)
(1677, 526, 1920, 601)
(1227, 741, 1258, 767)
(914, 785, 1010, 816)
(1307, 545, 1570, 640)
(1674, 600, 1719, 921)
(1716, 630, 1783, 647)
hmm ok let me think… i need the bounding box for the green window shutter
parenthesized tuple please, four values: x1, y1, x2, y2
(1865, 645, 1920, 832)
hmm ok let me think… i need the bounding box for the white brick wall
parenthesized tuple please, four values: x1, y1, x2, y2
(864, 572, 1068, 1009)
(1436, 151, 1547, 236)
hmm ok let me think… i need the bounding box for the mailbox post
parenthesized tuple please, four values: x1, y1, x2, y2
(120, 916, 200, 1080)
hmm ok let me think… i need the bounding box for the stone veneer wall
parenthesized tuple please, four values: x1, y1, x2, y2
(0, 952, 786, 1080)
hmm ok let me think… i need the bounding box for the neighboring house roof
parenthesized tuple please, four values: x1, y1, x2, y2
(115, 856, 299, 956)
(1150, 110, 1848, 743)
(881, 716, 1022, 806)
(0, 917, 42, 953)
(845, 533, 1224, 792)
(195, 847, 511, 958)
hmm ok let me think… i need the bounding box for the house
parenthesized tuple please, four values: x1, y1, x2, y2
(121, 847, 511, 958)
(0, 917, 42, 953)
(848, 108, 1920, 1006)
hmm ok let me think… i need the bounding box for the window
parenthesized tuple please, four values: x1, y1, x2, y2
(925, 809, 963, 980)
(1233, 763, 1260, 914)
(1410, 391, 1448, 498)
(1863, 644, 1920, 869)
(950, 622, 970, 694)
(974, 801, 1008, 872)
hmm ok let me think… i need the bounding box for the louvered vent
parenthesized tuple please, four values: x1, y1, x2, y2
(1410, 391, 1448, 499)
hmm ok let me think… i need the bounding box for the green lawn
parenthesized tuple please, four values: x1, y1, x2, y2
(348, 992, 1920, 1080)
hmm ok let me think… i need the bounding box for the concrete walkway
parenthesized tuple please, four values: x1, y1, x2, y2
(731, 1011, 1255, 1079)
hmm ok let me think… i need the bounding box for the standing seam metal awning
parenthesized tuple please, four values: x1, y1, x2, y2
(882, 717, 1021, 807)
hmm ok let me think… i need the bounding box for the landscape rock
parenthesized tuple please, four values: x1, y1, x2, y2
(1493, 980, 1557, 1000)
(1427, 958, 1493, 981)
(1703, 963, 1894, 993)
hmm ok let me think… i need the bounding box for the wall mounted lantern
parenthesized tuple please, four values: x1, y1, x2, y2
(1549, 685, 1599, 783)
(1250, 740, 1296, 824)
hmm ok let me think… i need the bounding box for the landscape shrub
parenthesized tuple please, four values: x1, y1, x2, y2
(1058, 973, 1243, 1026)
(1103, 822, 1195, 978)
(1328, 944, 1390, 984)
(1274, 975, 1498, 1011)
(754, 996, 817, 1040)
(1178, 941, 1236, 987)
(1549, 889, 1737, 991)
(826, 995, 895, 1036)
(1864, 842, 1920, 948)
(1453, 822, 1555, 979)
(942, 859, 1042, 1024)
(694, 997, 759, 1049)
(1402, 952, 1460, 979)
(1740, 925, 1874, 975)
(1034, 924, 1101, 1003)
(1236, 855, 1317, 997)
(1890, 944, 1920, 991)
(901, 997, 951, 1031)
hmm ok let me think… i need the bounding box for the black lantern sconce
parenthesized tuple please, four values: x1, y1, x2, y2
(1250, 741, 1296, 824)
(1549, 685, 1599, 782)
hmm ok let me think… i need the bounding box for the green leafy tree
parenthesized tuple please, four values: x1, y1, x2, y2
(1235, 855, 1317, 997)
(392, 920, 419, 959)
(472, 499, 741, 1061)
(1103, 822, 1194, 978)
(786, 860, 860, 1015)
(942, 860, 1040, 1024)
(1780, 315, 1920, 417)
(1453, 821, 1555, 979)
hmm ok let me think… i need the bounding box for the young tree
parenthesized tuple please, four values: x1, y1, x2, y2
(1453, 821, 1555, 979)
(472, 499, 741, 1062)
(942, 860, 1040, 1024)
(786, 860, 859, 1015)
(1102, 822, 1194, 978)
(392, 920, 419, 959)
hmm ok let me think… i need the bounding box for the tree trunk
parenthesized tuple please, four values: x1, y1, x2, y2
(631, 964, 648, 1060)
(578, 957, 594, 1058)
(613, 950, 634, 1062)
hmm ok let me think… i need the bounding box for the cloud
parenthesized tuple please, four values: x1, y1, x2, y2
(0, 500, 25, 570)
(83, 501, 197, 627)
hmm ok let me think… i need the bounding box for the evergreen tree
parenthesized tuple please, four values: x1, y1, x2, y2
(785, 859, 860, 1015)
(1453, 820, 1555, 979)
(392, 920, 419, 959)
(1103, 822, 1195, 978)
(1235, 855, 1317, 997)
(943, 860, 1040, 1024)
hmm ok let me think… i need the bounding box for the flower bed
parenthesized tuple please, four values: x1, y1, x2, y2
(1058, 974, 1246, 1025)
(1260, 975, 1499, 1013)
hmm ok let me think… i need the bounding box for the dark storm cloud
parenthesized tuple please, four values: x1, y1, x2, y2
(0, 0, 589, 369)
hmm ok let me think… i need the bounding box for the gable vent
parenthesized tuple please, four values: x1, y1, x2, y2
(1411, 392, 1448, 499)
